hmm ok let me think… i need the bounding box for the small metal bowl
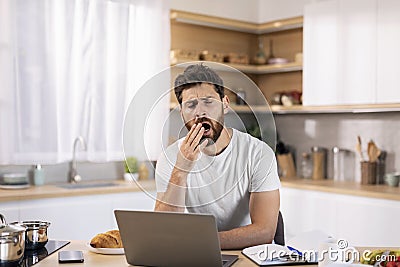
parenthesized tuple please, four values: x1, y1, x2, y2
(12, 221, 51, 250)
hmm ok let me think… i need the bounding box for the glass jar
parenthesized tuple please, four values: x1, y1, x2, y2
(332, 147, 355, 182)
(299, 152, 312, 179)
(253, 37, 267, 65)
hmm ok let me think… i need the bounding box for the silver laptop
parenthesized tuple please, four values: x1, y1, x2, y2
(114, 210, 238, 267)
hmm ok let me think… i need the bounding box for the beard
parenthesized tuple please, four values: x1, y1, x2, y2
(184, 115, 224, 146)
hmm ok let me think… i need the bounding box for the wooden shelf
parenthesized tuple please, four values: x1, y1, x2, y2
(229, 105, 270, 113)
(271, 103, 400, 114)
(170, 9, 303, 34)
(230, 104, 400, 114)
(170, 103, 400, 114)
(225, 61, 302, 74)
(171, 59, 302, 75)
(169, 103, 271, 113)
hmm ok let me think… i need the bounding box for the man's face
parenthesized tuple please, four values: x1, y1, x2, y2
(181, 83, 228, 145)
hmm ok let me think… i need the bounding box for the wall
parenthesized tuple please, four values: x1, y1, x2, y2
(171, 0, 314, 23)
(171, 0, 259, 23)
(275, 112, 400, 180)
(258, 0, 314, 22)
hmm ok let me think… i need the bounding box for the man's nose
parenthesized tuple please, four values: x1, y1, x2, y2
(194, 103, 207, 118)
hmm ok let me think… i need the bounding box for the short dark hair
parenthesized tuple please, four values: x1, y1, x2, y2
(174, 64, 224, 104)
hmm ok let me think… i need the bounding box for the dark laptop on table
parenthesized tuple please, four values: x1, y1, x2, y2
(114, 210, 238, 267)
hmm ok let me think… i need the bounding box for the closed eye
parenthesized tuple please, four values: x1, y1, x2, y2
(201, 98, 216, 105)
(184, 100, 198, 109)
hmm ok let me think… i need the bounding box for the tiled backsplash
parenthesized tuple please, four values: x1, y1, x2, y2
(167, 110, 400, 181)
(275, 112, 400, 180)
(2, 112, 398, 185)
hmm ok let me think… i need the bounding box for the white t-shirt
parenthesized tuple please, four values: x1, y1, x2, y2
(155, 128, 281, 231)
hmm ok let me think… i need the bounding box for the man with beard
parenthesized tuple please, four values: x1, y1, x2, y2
(154, 64, 280, 249)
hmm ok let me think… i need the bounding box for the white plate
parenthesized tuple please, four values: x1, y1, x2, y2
(0, 184, 30, 190)
(86, 243, 124, 255)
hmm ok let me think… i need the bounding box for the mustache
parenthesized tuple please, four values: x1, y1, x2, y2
(184, 117, 220, 129)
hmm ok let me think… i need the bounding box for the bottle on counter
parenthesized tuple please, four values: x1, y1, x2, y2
(376, 151, 387, 184)
(299, 152, 312, 179)
(311, 146, 328, 180)
(30, 164, 45, 186)
(332, 147, 355, 182)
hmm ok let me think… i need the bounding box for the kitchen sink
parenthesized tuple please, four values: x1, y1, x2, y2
(57, 182, 118, 189)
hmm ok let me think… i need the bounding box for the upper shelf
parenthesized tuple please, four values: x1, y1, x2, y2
(271, 104, 400, 114)
(170, 10, 303, 34)
(170, 103, 400, 114)
(230, 104, 400, 114)
(171, 59, 302, 75)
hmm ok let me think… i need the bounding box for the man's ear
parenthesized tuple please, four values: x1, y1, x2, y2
(223, 96, 230, 114)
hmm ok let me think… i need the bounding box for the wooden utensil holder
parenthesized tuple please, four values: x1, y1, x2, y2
(277, 153, 296, 178)
(360, 161, 377, 185)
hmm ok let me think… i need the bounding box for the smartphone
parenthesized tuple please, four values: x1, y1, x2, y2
(58, 250, 84, 263)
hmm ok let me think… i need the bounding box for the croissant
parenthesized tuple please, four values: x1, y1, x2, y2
(90, 229, 123, 248)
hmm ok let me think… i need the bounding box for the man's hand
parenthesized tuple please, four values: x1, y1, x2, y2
(154, 123, 208, 212)
(175, 123, 208, 173)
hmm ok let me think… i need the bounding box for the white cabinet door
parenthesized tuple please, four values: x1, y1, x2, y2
(19, 195, 113, 241)
(338, 0, 377, 104)
(303, 0, 377, 105)
(280, 187, 400, 247)
(334, 195, 400, 247)
(377, 0, 400, 103)
(303, 0, 340, 106)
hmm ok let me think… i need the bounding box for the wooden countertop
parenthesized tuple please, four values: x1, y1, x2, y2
(281, 177, 400, 202)
(1, 178, 399, 203)
(0, 180, 156, 202)
(33, 240, 257, 267)
(35, 240, 396, 267)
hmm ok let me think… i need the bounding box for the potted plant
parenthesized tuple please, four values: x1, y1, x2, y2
(124, 157, 139, 181)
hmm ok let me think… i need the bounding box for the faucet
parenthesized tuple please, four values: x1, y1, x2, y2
(68, 136, 87, 183)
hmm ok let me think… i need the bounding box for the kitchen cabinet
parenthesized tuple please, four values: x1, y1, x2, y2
(280, 187, 400, 247)
(303, 0, 339, 106)
(338, 0, 377, 105)
(304, 0, 400, 106)
(170, 10, 303, 109)
(303, 0, 377, 106)
(5, 190, 156, 241)
(172, 5, 400, 111)
(376, 0, 400, 103)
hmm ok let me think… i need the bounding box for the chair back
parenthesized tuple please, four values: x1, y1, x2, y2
(274, 211, 285, 245)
